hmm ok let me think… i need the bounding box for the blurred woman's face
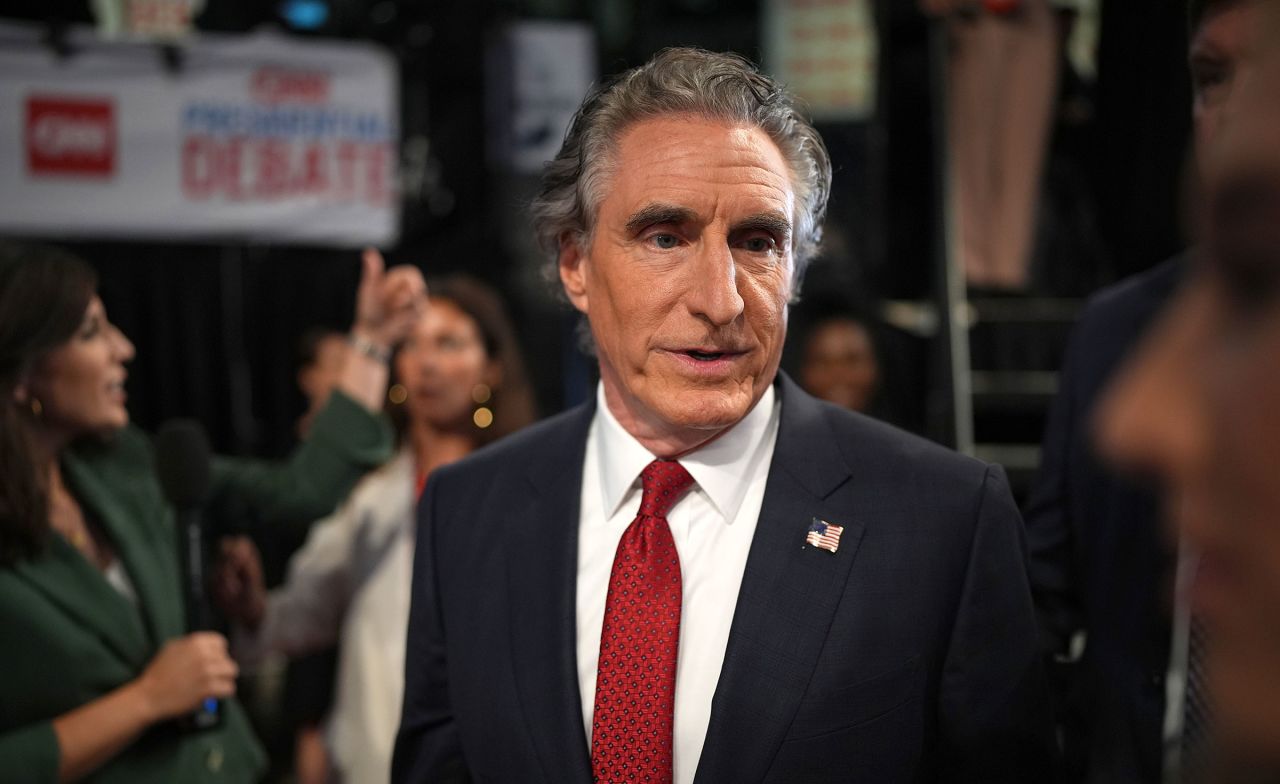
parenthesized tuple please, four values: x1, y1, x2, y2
(395, 298, 497, 432)
(1096, 21, 1280, 759)
(798, 318, 879, 413)
(24, 296, 135, 441)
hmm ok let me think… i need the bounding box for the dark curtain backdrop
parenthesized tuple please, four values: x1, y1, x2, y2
(66, 242, 366, 458)
(1092, 0, 1193, 278)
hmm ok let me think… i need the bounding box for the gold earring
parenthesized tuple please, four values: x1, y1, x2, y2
(471, 384, 494, 429)
(29, 398, 42, 417)
(388, 384, 408, 405)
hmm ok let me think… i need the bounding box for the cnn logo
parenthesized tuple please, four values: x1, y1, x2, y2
(26, 96, 116, 177)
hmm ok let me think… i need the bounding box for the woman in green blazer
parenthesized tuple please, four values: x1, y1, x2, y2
(0, 244, 426, 783)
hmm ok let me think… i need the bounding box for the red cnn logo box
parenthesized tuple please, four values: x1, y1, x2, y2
(26, 96, 117, 177)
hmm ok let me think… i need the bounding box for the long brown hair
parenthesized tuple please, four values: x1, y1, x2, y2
(0, 244, 98, 565)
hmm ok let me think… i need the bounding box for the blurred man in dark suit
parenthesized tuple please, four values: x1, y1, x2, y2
(1025, 2, 1263, 781)
(1095, 6, 1280, 777)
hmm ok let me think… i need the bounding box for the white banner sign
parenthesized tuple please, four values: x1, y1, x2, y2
(0, 23, 399, 246)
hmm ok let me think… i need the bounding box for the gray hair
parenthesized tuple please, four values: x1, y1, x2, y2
(530, 47, 832, 294)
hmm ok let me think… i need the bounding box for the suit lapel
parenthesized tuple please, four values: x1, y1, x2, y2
(506, 404, 595, 784)
(695, 376, 865, 784)
(13, 533, 153, 671)
(63, 442, 184, 646)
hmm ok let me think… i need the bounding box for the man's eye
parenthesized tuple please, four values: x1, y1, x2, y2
(650, 233, 680, 250)
(742, 236, 776, 253)
(1192, 63, 1230, 98)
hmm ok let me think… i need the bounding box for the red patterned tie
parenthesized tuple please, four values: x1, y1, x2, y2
(591, 459, 695, 784)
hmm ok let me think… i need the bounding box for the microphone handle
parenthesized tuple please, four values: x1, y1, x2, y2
(177, 507, 222, 730)
(181, 512, 210, 628)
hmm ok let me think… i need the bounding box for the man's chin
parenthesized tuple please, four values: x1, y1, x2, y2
(647, 387, 757, 432)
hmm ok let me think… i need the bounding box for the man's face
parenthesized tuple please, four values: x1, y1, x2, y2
(1099, 11, 1280, 760)
(559, 115, 796, 454)
(1191, 0, 1262, 177)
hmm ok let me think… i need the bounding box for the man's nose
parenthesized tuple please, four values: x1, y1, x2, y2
(685, 240, 745, 327)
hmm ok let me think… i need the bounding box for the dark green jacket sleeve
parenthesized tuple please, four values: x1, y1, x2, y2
(208, 390, 393, 532)
(0, 722, 59, 783)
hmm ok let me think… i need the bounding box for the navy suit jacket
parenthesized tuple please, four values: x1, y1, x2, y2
(1024, 256, 1186, 783)
(393, 375, 1058, 783)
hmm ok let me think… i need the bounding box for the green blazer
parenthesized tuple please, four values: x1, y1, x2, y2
(0, 392, 391, 784)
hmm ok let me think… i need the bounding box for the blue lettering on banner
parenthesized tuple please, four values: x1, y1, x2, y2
(181, 102, 392, 142)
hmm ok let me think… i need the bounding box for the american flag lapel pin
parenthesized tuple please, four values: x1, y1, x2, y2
(805, 518, 844, 554)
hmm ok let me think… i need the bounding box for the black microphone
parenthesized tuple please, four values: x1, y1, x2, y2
(155, 419, 220, 730)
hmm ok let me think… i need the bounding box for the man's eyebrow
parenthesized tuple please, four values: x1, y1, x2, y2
(624, 204, 698, 235)
(732, 213, 792, 241)
(1189, 48, 1225, 68)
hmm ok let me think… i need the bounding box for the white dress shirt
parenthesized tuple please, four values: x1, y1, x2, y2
(1162, 542, 1199, 781)
(233, 448, 416, 784)
(576, 382, 781, 784)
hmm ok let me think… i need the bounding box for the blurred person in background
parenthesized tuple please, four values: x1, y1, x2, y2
(259, 327, 350, 784)
(294, 328, 350, 442)
(785, 297, 881, 415)
(213, 275, 536, 784)
(1024, 1, 1264, 781)
(0, 243, 423, 783)
(288, 326, 348, 784)
(1095, 4, 1280, 779)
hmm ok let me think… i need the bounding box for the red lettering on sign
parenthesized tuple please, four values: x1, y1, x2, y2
(254, 138, 290, 198)
(250, 68, 331, 105)
(181, 136, 392, 206)
(364, 143, 390, 206)
(297, 143, 329, 193)
(181, 136, 216, 197)
(336, 140, 360, 199)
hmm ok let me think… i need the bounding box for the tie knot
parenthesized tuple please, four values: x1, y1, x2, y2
(638, 460, 695, 519)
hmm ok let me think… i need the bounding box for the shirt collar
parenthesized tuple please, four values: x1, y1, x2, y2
(594, 381, 780, 524)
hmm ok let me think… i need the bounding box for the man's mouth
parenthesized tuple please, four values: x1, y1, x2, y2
(685, 350, 729, 362)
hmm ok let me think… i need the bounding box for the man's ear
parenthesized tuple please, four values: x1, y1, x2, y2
(558, 234, 590, 314)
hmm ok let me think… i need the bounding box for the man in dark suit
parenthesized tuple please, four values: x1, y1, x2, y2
(1024, 2, 1261, 781)
(393, 48, 1057, 783)
(1025, 257, 1185, 783)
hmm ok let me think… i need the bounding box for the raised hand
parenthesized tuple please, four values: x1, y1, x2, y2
(351, 247, 428, 354)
